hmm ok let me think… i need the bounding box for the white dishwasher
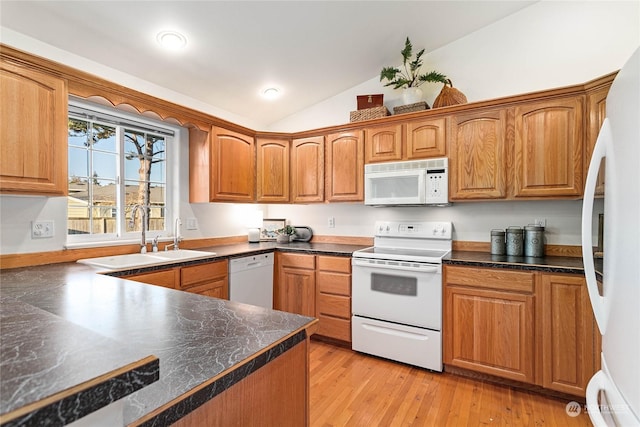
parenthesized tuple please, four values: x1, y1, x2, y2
(229, 252, 274, 309)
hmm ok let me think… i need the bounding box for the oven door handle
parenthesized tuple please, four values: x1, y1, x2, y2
(352, 258, 440, 273)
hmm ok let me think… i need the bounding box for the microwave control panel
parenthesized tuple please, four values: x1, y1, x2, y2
(426, 169, 447, 204)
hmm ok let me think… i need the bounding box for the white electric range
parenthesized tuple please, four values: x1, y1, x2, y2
(351, 220, 452, 371)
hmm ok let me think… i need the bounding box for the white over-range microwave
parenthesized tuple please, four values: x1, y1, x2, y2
(364, 158, 449, 206)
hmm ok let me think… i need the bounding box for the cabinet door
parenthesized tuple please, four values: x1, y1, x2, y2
(364, 124, 402, 163)
(541, 274, 595, 396)
(211, 126, 255, 202)
(124, 268, 179, 289)
(444, 266, 536, 383)
(513, 96, 584, 198)
(291, 136, 324, 203)
(0, 61, 68, 195)
(586, 86, 610, 197)
(405, 117, 447, 159)
(275, 253, 315, 317)
(325, 130, 364, 202)
(256, 137, 290, 203)
(449, 109, 507, 200)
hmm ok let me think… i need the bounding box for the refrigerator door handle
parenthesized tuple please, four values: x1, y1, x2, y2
(581, 118, 611, 335)
(586, 370, 609, 427)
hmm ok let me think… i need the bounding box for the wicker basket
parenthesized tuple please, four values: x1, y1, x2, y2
(350, 106, 390, 122)
(393, 101, 430, 115)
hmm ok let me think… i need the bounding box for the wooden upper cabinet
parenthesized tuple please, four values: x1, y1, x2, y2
(325, 130, 364, 202)
(364, 124, 403, 163)
(513, 96, 584, 198)
(449, 108, 508, 200)
(0, 60, 68, 195)
(586, 85, 610, 197)
(405, 117, 447, 159)
(256, 137, 290, 203)
(211, 126, 255, 202)
(291, 136, 324, 203)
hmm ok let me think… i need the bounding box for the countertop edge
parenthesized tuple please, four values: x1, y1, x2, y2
(1, 355, 159, 427)
(129, 328, 311, 427)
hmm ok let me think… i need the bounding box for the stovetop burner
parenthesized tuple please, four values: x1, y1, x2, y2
(353, 220, 453, 263)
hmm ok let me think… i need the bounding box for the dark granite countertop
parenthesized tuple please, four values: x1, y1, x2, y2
(0, 259, 316, 425)
(445, 250, 603, 279)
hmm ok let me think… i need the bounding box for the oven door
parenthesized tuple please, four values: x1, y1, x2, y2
(351, 257, 442, 330)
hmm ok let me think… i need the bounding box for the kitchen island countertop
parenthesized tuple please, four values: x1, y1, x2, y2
(0, 260, 316, 426)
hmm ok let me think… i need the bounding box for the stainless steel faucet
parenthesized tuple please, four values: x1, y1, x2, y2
(131, 204, 147, 253)
(166, 217, 182, 251)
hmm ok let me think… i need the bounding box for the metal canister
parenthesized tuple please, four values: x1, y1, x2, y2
(506, 226, 524, 256)
(524, 225, 545, 257)
(490, 229, 506, 255)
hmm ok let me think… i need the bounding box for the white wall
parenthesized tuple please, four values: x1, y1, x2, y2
(269, 1, 640, 132)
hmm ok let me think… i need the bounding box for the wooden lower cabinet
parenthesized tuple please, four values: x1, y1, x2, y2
(275, 253, 316, 317)
(540, 273, 596, 395)
(444, 265, 599, 397)
(122, 260, 228, 298)
(172, 338, 309, 427)
(276, 253, 353, 343)
(444, 266, 536, 383)
(123, 268, 179, 289)
(180, 260, 229, 299)
(316, 256, 352, 343)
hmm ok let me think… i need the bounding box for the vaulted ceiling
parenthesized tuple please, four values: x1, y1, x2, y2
(1, 1, 536, 128)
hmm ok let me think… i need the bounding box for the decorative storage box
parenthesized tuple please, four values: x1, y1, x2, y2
(349, 106, 390, 122)
(356, 94, 384, 110)
(393, 101, 430, 115)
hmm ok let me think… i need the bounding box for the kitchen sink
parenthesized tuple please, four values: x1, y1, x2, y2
(77, 250, 217, 270)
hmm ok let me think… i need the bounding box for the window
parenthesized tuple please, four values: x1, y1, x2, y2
(67, 100, 174, 244)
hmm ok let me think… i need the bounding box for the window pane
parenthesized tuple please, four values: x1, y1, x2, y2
(68, 146, 89, 180)
(68, 207, 90, 235)
(124, 181, 148, 206)
(92, 123, 116, 152)
(149, 184, 166, 232)
(68, 119, 89, 147)
(92, 151, 117, 181)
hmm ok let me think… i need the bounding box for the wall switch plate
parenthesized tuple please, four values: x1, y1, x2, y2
(32, 220, 54, 239)
(328, 217, 335, 228)
(186, 218, 198, 230)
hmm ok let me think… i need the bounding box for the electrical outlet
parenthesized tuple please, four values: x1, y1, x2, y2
(32, 220, 54, 239)
(328, 217, 335, 228)
(186, 218, 198, 230)
(534, 218, 547, 227)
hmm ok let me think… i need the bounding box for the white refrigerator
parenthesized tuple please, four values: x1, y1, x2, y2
(582, 47, 640, 426)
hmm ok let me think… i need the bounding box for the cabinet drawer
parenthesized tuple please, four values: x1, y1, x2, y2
(317, 255, 351, 273)
(317, 271, 351, 296)
(317, 294, 350, 319)
(317, 315, 351, 342)
(185, 280, 228, 300)
(181, 260, 228, 288)
(125, 268, 179, 289)
(445, 266, 535, 293)
(279, 253, 315, 269)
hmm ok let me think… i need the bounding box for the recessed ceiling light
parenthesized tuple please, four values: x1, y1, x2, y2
(156, 30, 187, 51)
(262, 87, 280, 100)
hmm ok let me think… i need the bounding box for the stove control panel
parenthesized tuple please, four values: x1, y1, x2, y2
(374, 221, 452, 239)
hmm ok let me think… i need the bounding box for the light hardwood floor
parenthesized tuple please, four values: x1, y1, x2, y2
(309, 340, 592, 426)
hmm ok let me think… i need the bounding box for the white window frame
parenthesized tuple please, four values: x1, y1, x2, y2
(66, 97, 178, 247)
